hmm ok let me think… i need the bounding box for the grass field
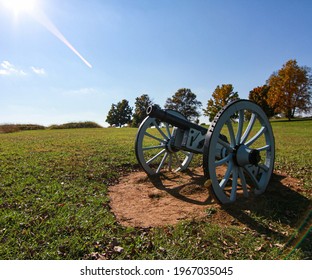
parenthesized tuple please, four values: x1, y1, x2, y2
(0, 120, 311, 259)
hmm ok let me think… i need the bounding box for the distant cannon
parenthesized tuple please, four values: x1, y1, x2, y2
(135, 99, 275, 204)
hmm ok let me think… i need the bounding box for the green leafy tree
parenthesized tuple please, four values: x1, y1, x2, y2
(267, 59, 312, 120)
(106, 99, 132, 127)
(203, 84, 239, 122)
(164, 88, 202, 121)
(106, 104, 118, 126)
(249, 85, 275, 118)
(132, 94, 158, 127)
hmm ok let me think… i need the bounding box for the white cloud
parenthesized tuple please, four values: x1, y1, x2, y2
(31, 66, 46, 75)
(0, 61, 46, 77)
(63, 87, 99, 96)
(0, 60, 27, 76)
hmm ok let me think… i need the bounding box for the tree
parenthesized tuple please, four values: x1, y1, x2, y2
(106, 104, 118, 126)
(132, 94, 157, 127)
(203, 84, 239, 122)
(106, 99, 132, 127)
(249, 85, 275, 118)
(267, 59, 312, 120)
(164, 88, 202, 121)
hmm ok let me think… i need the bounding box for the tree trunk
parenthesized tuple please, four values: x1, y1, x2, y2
(286, 108, 292, 121)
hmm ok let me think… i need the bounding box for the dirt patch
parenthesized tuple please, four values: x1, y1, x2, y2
(108, 167, 309, 228)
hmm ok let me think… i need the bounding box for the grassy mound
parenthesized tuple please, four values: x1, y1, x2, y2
(48, 122, 102, 129)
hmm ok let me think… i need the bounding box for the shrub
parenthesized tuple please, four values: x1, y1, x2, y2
(48, 121, 102, 129)
(17, 124, 46, 131)
(0, 124, 45, 133)
(0, 125, 20, 133)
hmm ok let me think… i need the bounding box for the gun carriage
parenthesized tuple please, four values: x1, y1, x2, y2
(135, 99, 275, 204)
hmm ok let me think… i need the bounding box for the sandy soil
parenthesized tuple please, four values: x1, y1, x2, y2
(108, 167, 307, 228)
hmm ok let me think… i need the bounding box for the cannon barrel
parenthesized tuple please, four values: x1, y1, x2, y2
(146, 105, 207, 134)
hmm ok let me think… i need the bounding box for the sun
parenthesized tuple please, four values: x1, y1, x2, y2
(1, 0, 92, 68)
(0, 0, 38, 16)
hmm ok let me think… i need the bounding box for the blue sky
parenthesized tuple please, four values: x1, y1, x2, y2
(1, 0, 311, 126)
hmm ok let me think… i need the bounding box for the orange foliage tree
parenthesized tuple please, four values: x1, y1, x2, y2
(267, 59, 312, 120)
(249, 85, 275, 118)
(203, 84, 239, 122)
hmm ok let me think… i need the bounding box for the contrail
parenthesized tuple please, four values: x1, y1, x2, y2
(33, 9, 92, 68)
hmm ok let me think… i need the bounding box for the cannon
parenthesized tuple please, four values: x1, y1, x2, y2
(135, 99, 275, 204)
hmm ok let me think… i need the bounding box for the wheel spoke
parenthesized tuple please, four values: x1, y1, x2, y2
(220, 161, 233, 189)
(245, 126, 266, 147)
(181, 150, 190, 156)
(156, 152, 169, 173)
(226, 120, 235, 146)
(218, 137, 234, 152)
(174, 153, 183, 170)
(241, 113, 256, 144)
(215, 154, 232, 166)
(259, 164, 269, 172)
(236, 110, 245, 145)
(230, 166, 238, 201)
(142, 144, 166, 151)
(165, 123, 171, 138)
(238, 167, 249, 197)
(256, 144, 271, 152)
(144, 132, 165, 143)
(153, 121, 169, 140)
(243, 165, 261, 190)
(146, 149, 166, 164)
(168, 153, 173, 171)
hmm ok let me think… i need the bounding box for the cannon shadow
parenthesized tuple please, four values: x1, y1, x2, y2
(148, 169, 311, 256)
(222, 173, 311, 258)
(148, 169, 215, 206)
(221, 172, 311, 230)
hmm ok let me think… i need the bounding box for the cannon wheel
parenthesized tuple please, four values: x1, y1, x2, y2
(203, 99, 275, 204)
(135, 110, 193, 175)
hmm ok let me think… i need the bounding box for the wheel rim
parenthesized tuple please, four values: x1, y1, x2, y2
(203, 100, 275, 204)
(135, 111, 193, 175)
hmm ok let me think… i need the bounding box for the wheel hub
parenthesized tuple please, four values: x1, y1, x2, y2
(234, 144, 261, 166)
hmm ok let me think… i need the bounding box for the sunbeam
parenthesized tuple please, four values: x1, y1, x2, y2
(33, 10, 92, 68)
(0, 0, 92, 68)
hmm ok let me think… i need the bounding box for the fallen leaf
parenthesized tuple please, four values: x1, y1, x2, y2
(113, 246, 124, 253)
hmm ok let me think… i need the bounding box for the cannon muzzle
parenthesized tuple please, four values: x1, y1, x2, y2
(146, 105, 207, 134)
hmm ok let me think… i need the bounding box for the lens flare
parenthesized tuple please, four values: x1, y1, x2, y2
(33, 10, 92, 68)
(1, 0, 92, 68)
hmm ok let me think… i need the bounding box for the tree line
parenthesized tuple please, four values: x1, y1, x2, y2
(106, 59, 312, 127)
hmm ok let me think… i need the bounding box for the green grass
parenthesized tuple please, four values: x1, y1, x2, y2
(272, 119, 312, 188)
(0, 121, 311, 260)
